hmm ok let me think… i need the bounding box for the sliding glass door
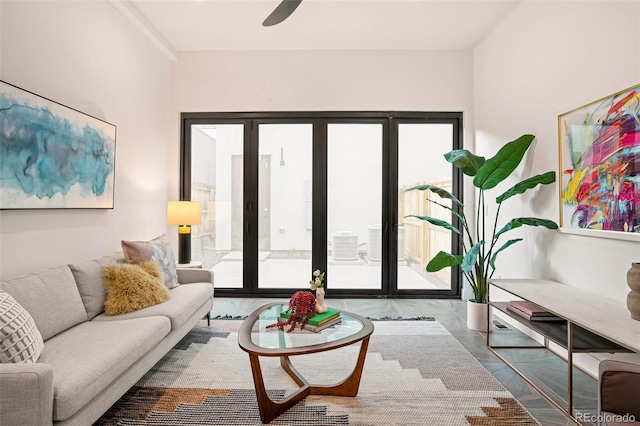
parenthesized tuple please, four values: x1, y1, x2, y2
(188, 123, 244, 289)
(327, 123, 383, 290)
(397, 123, 455, 291)
(257, 123, 314, 290)
(181, 112, 462, 298)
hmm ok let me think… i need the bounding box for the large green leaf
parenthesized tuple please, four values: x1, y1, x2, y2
(461, 242, 483, 273)
(404, 184, 462, 207)
(473, 134, 535, 190)
(426, 251, 463, 272)
(495, 217, 559, 239)
(444, 150, 485, 176)
(427, 199, 467, 227)
(406, 215, 461, 234)
(495, 171, 556, 203)
(489, 238, 523, 269)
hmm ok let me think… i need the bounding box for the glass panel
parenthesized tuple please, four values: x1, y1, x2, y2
(327, 124, 383, 290)
(258, 124, 313, 289)
(398, 123, 453, 290)
(190, 124, 244, 289)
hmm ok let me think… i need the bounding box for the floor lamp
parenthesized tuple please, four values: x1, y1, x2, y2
(167, 201, 202, 265)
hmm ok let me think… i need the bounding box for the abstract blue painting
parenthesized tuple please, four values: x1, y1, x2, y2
(0, 81, 116, 209)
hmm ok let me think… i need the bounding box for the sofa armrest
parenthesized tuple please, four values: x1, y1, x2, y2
(176, 268, 214, 286)
(0, 363, 54, 426)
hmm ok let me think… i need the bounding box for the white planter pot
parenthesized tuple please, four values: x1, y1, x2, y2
(467, 300, 492, 332)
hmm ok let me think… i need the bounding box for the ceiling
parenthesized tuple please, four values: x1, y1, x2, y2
(115, 0, 520, 57)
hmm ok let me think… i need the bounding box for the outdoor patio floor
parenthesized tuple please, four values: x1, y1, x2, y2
(210, 254, 451, 290)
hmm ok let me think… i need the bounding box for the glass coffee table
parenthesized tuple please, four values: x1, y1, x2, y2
(238, 303, 374, 423)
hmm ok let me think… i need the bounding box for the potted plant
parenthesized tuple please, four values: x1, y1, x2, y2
(406, 134, 558, 331)
(268, 290, 316, 332)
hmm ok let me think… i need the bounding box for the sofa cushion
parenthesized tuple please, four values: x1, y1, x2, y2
(0, 291, 44, 363)
(103, 262, 170, 315)
(38, 316, 170, 421)
(0, 266, 87, 340)
(69, 252, 126, 319)
(94, 282, 213, 330)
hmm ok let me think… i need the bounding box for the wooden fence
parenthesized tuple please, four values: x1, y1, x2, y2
(399, 178, 452, 283)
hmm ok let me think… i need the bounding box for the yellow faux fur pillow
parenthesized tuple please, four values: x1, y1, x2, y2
(103, 262, 170, 316)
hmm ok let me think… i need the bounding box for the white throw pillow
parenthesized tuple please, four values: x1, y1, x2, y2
(0, 290, 44, 363)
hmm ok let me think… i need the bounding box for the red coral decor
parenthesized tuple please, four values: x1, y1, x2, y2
(268, 290, 316, 333)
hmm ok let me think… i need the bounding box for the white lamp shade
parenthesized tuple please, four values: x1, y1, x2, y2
(167, 201, 202, 225)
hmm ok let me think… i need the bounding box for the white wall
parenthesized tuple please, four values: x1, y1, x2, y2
(171, 50, 473, 112)
(0, 1, 171, 278)
(474, 1, 640, 303)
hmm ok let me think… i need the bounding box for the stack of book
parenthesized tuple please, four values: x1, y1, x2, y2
(279, 308, 342, 332)
(507, 300, 563, 322)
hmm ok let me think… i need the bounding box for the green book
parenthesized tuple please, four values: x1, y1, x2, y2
(280, 308, 340, 326)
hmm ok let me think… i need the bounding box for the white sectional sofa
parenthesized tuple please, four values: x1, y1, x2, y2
(0, 252, 214, 426)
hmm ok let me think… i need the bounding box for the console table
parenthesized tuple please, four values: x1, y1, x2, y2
(487, 279, 639, 421)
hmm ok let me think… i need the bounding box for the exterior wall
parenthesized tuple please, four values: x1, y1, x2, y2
(0, 1, 171, 278)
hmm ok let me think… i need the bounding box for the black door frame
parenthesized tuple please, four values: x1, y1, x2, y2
(180, 111, 463, 299)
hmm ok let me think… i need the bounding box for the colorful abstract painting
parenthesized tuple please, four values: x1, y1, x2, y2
(0, 81, 116, 209)
(559, 84, 640, 238)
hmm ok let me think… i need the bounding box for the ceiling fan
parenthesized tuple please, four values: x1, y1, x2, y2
(262, 0, 303, 26)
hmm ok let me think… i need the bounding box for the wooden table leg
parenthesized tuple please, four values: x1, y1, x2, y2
(249, 353, 310, 424)
(278, 337, 370, 397)
(281, 355, 308, 387)
(309, 336, 370, 396)
(249, 337, 370, 422)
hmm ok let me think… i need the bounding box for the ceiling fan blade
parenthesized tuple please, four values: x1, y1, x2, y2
(262, 0, 303, 27)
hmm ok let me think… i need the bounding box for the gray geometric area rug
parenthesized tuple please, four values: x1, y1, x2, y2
(95, 320, 539, 425)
